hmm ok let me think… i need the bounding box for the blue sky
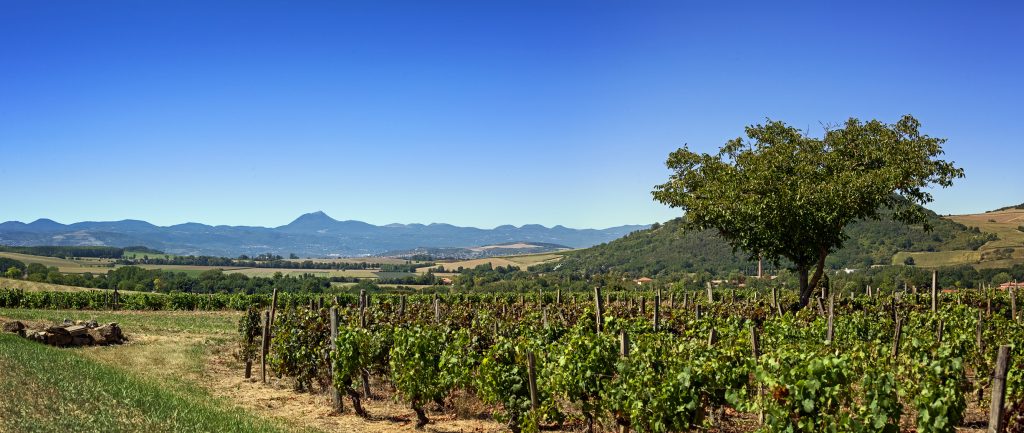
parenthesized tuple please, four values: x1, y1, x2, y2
(2, 1, 1021, 229)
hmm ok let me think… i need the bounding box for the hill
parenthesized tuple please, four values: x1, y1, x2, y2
(897, 207, 1024, 269)
(535, 205, 997, 277)
(0, 212, 647, 257)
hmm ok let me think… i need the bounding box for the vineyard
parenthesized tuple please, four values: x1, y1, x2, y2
(238, 286, 1024, 433)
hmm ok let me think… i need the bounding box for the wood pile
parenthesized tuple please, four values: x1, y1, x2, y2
(2, 319, 125, 347)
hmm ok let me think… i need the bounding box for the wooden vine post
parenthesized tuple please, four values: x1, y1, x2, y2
(826, 293, 834, 343)
(977, 310, 985, 355)
(1012, 285, 1018, 322)
(987, 284, 993, 319)
(330, 306, 342, 412)
(526, 352, 539, 412)
(706, 282, 714, 303)
(653, 290, 661, 332)
(989, 346, 1012, 432)
(619, 330, 630, 357)
(399, 295, 406, 317)
(751, 326, 762, 423)
(891, 317, 903, 360)
(261, 310, 270, 384)
(594, 286, 604, 332)
(931, 270, 938, 313)
(361, 292, 372, 398)
(359, 290, 367, 328)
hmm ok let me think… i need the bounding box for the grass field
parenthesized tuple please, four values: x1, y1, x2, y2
(0, 276, 124, 293)
(892, 208, 1024, 269)
(0, 308, 240, 335)
(0, 251, 115, 273)
(0, 307, 298, 433)
(418, 252, 565, 273)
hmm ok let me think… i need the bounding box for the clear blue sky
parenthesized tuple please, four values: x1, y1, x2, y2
(2, 1, 1021, 229)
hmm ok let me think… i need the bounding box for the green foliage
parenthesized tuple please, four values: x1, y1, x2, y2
(4, 266, 22, 279)
(547, 322, 616, 430)
(0, 245, 126, 258)
(757, 350, 855, 432)
(652, 115, 963, 305)
(476, 337, 542, 433)
(235, 307, 263, 364)
(0, 257, 26, 274)
(605, 333, 706, 432)
(389, 325, 451, 427)
(267, 308, 330, 391)
(906, 347, 966, 433)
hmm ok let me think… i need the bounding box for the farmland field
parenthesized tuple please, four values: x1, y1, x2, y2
(418, 252, 565, 273)
(892, 208, 1024, 269)
(0, 277, 134, 293)
(0, 251, 115, 273)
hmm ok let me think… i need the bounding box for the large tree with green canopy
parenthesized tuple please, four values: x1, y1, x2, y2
(652, 115, 963, 307)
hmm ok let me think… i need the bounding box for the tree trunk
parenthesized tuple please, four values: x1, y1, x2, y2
(346, 387, 367, 418)
(412, 400, 429, 429)
(798, 267, 811, 307)
(798, 248, 828, 308)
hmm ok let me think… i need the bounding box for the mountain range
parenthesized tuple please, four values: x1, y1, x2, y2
(0, 212, 648, 257)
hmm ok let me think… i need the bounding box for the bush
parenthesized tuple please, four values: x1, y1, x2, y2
(268, 308, 330, 391)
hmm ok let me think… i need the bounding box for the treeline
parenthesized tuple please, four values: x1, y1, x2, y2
(119, 255, 428, 272)
(831, 263, 1024, 292)
(0, 245, 127, 259)
(0, 288, 362, 311)
(20, 264, 332, 294)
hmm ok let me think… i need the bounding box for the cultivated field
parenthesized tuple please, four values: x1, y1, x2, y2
(0, 277, 140, 294)
(418, 252, 564, 273)
(892, 208, 1024, 269)
(0, 252, 115, 274)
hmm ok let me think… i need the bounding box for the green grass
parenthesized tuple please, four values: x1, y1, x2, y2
(0, 333, 296, 433)
(0, 308, 240, 335)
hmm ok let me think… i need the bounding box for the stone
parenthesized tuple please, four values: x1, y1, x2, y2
(45, 326, 70, 335)
(87, 329, 105, 344)
(65, 325, 88, 337)
(2, 321, 24, 333)
(45, 332, 72, 346)
(96, 323, 123, 344)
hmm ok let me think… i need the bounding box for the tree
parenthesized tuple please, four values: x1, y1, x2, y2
(653, 115, 962, 307)
(4, 266, 21, 279)
(992, 271, 1012, 285)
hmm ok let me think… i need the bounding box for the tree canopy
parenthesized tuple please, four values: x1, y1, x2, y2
(652, 115, 963, 306)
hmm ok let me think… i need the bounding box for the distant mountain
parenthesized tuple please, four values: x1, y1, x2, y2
(534, 205, 996, 277)
(0, 212, 647, 257)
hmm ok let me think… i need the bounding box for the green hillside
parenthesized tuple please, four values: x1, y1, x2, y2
(535, 206, 995, 278)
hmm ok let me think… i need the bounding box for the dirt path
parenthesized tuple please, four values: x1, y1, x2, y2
(203, 347, 508, 433)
